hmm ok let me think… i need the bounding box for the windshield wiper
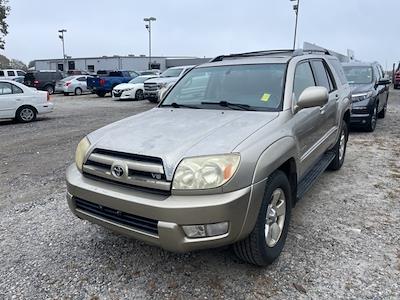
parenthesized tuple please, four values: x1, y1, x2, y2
(161, 102, 201, 109)
(201, 101, 255, 111)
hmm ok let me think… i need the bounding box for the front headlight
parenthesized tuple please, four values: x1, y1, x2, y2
(351, 91, 373, 102)
(172, 154, 240, 190)
(157, 82, 168, 89)
(75, 137, 91, 172)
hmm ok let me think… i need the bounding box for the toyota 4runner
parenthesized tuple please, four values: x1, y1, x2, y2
(66, 49, 351, 266)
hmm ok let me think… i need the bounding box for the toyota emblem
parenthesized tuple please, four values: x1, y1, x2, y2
(111, 164, 125, 178)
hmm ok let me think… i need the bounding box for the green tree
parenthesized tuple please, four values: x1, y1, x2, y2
(0, 0, 10, 49)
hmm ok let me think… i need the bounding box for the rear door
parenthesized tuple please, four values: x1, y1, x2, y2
(0, 82, 17, 118)
(310, 59, 339, 147)
(76, 76, 88, 91)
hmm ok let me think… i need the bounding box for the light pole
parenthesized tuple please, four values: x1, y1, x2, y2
(290, 0, 300, 50)
(144, 17, 156, 70)
(58, 29, 67, 72)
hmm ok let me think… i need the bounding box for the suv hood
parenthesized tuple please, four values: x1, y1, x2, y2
(88, 108, 279, 179)
(349, 83, 375, 95)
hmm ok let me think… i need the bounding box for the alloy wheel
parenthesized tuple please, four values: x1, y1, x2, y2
(265, 188, 286, 247)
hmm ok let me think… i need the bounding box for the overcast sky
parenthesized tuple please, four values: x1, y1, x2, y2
(1, 0, 399, 69)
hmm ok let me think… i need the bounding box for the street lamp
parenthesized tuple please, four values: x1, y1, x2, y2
(58, 29, 67, 72)
(290, 0, 300, 49)
(144, 17, 156, 70)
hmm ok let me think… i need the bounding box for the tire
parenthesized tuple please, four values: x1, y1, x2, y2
(45, 85, 54, 95)
(63, 92, 69, 96)
(366, 103, 378, 132)
(233, 170, 292, 266)
(16, 106, 37, 123)
(74, 87, 83, 96)
(378, 103, 387, 119)
(328, 121, 348, 170)
(135, 89, 144, 101)
(96, 91, 106, 97)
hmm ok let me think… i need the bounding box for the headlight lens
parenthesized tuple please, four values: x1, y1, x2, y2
(75, 137, 91, 172)
(172, 154, 240, 190)
(351, 91, 373, 102)
(158, 82, 167, 89)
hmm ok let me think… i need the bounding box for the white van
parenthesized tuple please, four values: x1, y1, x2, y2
(0, 69, 27, 82)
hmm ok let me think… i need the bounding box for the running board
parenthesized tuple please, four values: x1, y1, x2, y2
(297, 151, 335, 201)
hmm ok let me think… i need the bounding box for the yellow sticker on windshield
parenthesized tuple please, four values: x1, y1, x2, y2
(261, 93, 271, 102)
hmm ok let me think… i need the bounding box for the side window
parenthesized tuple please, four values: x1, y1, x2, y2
(11, 84, 23, 94)
(0, 82, 13, 95)
(0, 71, 4, 76)
(310, 60, 330, 92)
(77, 77, 86, 82)
(374, 66, 381, 81)
(328, 58, 347, 85)
(17, 71, 25, 76)
(324, 62, 337, 92)
(293, 61, 316, 103)
(7, 71, 15, 76)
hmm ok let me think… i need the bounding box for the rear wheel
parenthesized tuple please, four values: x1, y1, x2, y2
(96, 91, 106, 97)
(45, 85, 54, 95)
(233, 170, 291, 266)
(328, 122, 348, 170)
(74, 87, 83, 96)
(135, 89, 144, 100)
(16, 106, 37, 123)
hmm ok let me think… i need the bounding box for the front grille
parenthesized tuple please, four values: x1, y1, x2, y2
(82, 149, 171, 193)
(75, 197, 158, 235)
(144, 82, 158, 92)
(113, 90, 122, 97)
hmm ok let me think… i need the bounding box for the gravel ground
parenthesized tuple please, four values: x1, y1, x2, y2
(0, 91, 399, 299)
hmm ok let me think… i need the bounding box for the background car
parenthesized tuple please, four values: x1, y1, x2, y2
(24, 70, 64, 94)
(87, 70, 139, 97)
(112, 75, 158, 100)
(140, 69, 161, 76)
(56, 75, 93, 96)
(143, 65, 195, 102)
(0, 69, 26, 80)
(342, 62, 390, 131)
(0, 80, 53, 123)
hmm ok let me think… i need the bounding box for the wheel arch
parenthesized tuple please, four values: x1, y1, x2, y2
(16, 104, 38, 116)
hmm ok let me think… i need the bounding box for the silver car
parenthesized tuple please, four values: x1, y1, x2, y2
(56, 75, 92, 96)
(66, 49, 351, 266)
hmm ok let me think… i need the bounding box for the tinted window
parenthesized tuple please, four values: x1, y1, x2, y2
(109, 71, 122, 77)
(0, 71, 4, 76)
(77, 77, 86, 82)
(17, 71, 25, 76)
(7, 71, 15, 76)
(311, 60, 331, 92)
(161, 68, 183, 78)
(0, 82, 13, 95)
(293, 62, 316, 102)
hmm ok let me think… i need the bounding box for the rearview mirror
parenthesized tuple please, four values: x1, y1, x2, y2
(294, 86, 328, 113)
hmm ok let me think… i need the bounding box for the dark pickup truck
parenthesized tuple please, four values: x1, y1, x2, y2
(87, 70, 139, 97)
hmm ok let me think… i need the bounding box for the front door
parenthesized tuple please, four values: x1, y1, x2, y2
(0, 82, 17, 118)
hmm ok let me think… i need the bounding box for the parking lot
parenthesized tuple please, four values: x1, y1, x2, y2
(0, 91, 399, 298)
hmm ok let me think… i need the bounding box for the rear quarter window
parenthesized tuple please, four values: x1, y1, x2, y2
(328, 58, 347, 85)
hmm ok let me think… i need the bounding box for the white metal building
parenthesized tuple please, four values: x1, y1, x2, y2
(31, 55, 210, 73)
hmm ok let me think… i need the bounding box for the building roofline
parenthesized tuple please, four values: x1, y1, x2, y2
(32, 55, 205, 62)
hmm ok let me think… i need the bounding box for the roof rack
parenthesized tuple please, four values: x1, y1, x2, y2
(209, 48, 332, 62)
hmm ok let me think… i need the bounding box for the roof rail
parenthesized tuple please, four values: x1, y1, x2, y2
(210, 48, 332, 62)
(209, 49, 295, 62)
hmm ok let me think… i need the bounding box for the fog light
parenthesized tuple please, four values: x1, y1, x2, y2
(182, 222, 229, 238)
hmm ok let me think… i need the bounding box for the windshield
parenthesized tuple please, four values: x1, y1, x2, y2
(343, 66, 373, 84)
(161, 64, 286, 111)
(161, 68, 183, 78)
(129, 76, 150, 84)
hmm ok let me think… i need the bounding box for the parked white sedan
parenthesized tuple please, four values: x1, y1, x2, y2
(0, 80, 54, 123)
(55, 75, 92, 96)
(112, 75, 158, 100)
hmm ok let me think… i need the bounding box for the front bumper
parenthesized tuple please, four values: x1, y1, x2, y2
(144, 91, 159, 101)
(66, 164, 262, 252)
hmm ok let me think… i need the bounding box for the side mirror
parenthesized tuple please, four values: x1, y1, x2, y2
(378, 78, 391, 86)
(294, 86, 328, 113)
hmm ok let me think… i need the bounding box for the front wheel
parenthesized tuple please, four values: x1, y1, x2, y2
(233, 170, 291, 266)
(75, 87, 83, 96)
(366, 104, 378, 132)
(328, 121, 348, 170)
(45, 85, 54, 95)
(135, 89, 144, 100)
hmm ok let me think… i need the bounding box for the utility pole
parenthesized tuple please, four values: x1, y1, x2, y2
(290, 0, 300, 49)
(144, 17, 156, 70)
(58, 29, 67, 72)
